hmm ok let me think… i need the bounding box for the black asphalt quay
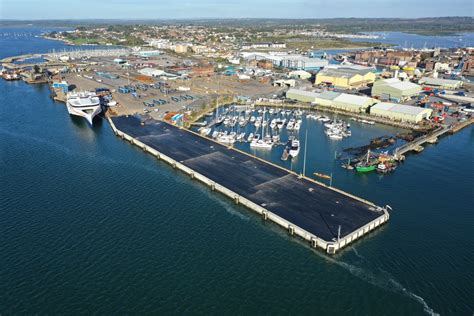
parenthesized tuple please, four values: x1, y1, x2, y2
(112, 115, 384, 242)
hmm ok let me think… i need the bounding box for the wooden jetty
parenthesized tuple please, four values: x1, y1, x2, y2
(394, 125, 452, 160)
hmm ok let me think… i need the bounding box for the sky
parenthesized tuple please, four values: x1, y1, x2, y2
(1, 0, 473, 20)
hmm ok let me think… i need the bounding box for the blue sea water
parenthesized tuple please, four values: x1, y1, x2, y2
(1, 27, 473, 315)
(351, 32, 474, 49)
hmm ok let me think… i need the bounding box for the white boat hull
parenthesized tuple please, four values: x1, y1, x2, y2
(66, 102, 102, 126)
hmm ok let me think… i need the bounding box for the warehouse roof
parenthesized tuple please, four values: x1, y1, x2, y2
(334, 93, 373, 106)
(318, 65, 374, 78)
(390, 81, 420, 91)
(286, 88, 320, 98)
(318, 91, 341, 100)
(419, 77, 462, 86)
(374, 78, 420, 91)
(371, 102, 429, 115)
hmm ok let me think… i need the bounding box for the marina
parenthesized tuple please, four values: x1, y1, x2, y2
(109, 115, 390, 254)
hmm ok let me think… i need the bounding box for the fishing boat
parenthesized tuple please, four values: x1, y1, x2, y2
(355, 150, 377, 173)
(355, 164, 376, 173)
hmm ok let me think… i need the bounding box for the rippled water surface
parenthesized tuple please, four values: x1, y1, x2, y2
(1, 27, 473, 315)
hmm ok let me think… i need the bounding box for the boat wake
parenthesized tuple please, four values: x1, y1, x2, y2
(315, 249, 439, 316)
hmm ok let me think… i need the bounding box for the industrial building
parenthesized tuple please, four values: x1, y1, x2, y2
(138, 68, 165, 77)
(286, 89, 375, 113)
(136, 50, 163, 58)
(329, 93, 376, 113)
(418, 77, 463, 90)
(372, 78, 421, 102)
(286, 88, 320, 103)
(241, 52, 329, 71)
(241, 42, 286, 50)
(315, 65, 376, 89)
(370, 102, 433, 123)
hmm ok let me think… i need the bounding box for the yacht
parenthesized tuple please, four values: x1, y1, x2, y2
(289, 139, 300, 158)
(270, 119, 277, 129)
(247, 132, 254, 142)
(287, 118, 295, 130)
(250, 138, 273, 149)
(66, 91, 101, 125)
(294, 119, 302, 131)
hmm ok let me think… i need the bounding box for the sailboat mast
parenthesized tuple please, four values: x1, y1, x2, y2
(303, 129, 308, 176)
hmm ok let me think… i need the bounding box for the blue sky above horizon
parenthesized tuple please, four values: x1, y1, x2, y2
(1, 0, 473, 20)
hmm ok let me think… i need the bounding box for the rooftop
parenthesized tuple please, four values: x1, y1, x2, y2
(372, 102, 430, 115)
(333, 93, 373, 106)
(419, 77, 462, 86)
(318, 65, 375, 78)
(375, 78, 420, 89)
(286, 88, 320, 98)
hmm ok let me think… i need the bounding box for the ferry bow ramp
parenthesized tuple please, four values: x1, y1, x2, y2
(110, 115, 390, 254)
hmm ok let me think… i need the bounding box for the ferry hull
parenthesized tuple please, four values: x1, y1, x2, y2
(66, 102, 102, 126)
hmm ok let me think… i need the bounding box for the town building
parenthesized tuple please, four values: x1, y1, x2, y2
(369, 102, 433, 123)
(241, 52, 328, 71)
(274, 79, 296, 87)
(174, 44, 189, 54)
(191, 64, 214, 77)
(257, 59, 273, 69)
(371, 78, 421, 102)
